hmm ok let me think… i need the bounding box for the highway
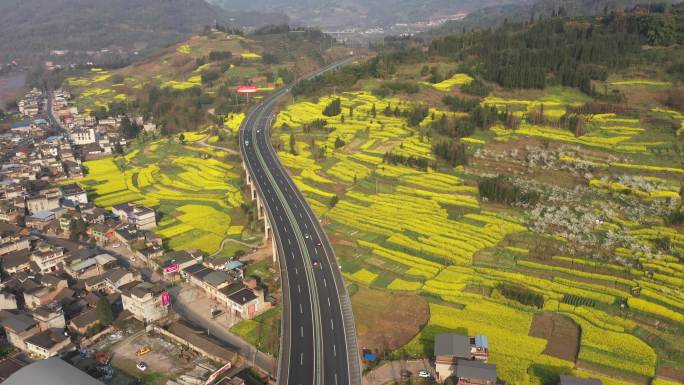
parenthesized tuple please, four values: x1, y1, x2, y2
(239, 57, 361, 385)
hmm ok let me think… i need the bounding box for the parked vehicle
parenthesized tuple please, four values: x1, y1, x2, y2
(136, 362, 147, 371)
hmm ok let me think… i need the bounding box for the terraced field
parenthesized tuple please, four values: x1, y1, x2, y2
(75, 140, 251, 254)
(272, 89, 684, 385)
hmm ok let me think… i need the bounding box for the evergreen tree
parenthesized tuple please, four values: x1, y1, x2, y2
(96, 298, 114, 325)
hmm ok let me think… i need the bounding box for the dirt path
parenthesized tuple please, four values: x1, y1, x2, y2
(210, 236, 261, 257)
(195, 134, 238, 155)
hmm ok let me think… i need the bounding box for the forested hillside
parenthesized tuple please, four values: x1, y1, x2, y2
(429, 3, 684, 93)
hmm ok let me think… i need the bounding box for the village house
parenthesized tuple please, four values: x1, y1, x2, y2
(59, 183, 88, 205)
(88, 221, 117, 244)
(435, 334, 490, 381)
(0, 311, 39, 352)
(1, 249, 31, 274)
(112, 203, 156, 230)
(152, 250, 203, 278)
(218, 282, 266, 319)
(0, 293, 18, 310)
(26, 188, 62, 214)
(68, 308, 100, 335)
(69, 129, 96, 145)
(33, 302, 66, 330)
(0, 203, 21, 223)
(0, 231, 30, 256)
(120, 281, 168, 323)
(30, 242, 65, 274)
(25, 210, 56, 230)
(84, 268, 137, 294)
(183, 264, 265, 319)
(449, 359, 498, 385)
(113, 225, 144, 247)
(66, 253, 117, 279)
(23, 277, 69, 310)
(24, 329, 73, 359)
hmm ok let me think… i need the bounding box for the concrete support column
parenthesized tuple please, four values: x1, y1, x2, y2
(271, 230, 277, 263)
(264, 215, 271, 237)
(256, 195, 264, 220)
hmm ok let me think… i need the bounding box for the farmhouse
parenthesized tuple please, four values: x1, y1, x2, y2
(452, 359, 497, 385)
(435, 333, 490, 380)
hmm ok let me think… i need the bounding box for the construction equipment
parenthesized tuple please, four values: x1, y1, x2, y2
(136, 346, 151, 356)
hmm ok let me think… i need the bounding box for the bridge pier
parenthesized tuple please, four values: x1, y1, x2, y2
(243, 160, 278, 264)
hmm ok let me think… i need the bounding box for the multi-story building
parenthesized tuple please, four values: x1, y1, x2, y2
(26, 188, 62, 214)
(33, 303, 66, 331)
(0, 232, 30, 256)
(31, 242, 65, 273)
(112, 203, 156, 230)
(60, 183, 88, 205)
(120, 281, 168, 323)
(69, 129, 96, 145)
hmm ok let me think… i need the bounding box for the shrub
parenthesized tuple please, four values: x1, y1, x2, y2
(561, 294, 597, 308)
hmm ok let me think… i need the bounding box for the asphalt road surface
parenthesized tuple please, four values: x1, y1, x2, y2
(240, 57, 361, 385)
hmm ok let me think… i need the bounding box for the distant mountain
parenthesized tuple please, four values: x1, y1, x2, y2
(0, 0, 287, 64)
(426, 0, 683, 37)
(208, 0, 525, 31)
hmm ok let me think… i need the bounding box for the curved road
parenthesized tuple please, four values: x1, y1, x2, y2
(240, 58, 361, 385)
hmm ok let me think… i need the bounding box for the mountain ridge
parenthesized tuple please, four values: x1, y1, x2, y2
(0, 0, 287, 64)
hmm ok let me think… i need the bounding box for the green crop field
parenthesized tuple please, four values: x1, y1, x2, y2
(74, 139, 252, 254)
(272, 82, 684, 385)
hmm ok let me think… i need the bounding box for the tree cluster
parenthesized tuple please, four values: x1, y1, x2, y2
(323, 98, 342, 116)
(432, 140, 468, 167)
(383, 152, 431, 171)
(498, 283, 544, 308)
(478, 176, 539, 205)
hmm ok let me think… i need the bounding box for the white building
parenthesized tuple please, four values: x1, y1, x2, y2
(112, 203, 156, 230)
(69, 129, 96, 145)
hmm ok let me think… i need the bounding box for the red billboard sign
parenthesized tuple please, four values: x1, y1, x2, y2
(237, 85, 258, 94)
(160, 291, 170, 307)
